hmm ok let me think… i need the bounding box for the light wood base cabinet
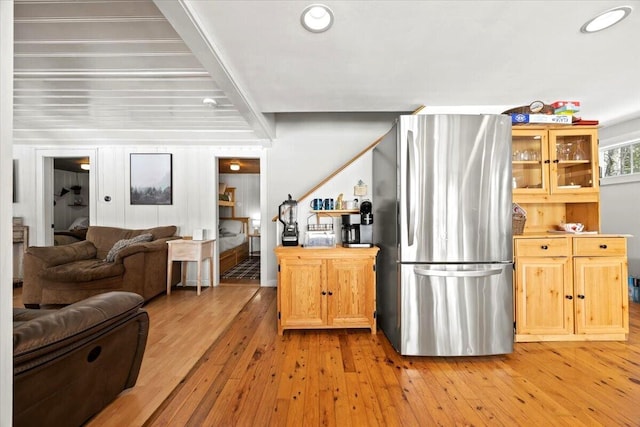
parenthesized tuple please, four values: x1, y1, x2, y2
(514, 235, 628, 342)
(275, 246, 379, 335)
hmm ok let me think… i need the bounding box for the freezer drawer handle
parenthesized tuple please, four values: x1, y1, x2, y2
(413, 266, 504, 278)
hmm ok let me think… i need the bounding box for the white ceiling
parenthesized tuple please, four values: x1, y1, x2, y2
(13, 0, 640, 145)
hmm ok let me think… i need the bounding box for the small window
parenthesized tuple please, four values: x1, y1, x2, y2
(600, 139, 640, 184)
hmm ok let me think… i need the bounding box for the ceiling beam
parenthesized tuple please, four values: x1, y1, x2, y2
(153, 0, 275, 141)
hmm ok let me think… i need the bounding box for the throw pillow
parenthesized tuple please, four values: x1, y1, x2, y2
(104, 233, 153, 263)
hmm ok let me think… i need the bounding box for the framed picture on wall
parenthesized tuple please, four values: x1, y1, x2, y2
(130, 153, 172, 205)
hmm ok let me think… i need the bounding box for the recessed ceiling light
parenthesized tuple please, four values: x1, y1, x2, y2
(202, 97, 218, 107)
(301, 4, 334, 33)
(580, 6, 632, 33)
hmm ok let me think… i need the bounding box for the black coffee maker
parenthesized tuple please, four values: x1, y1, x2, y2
(341, 199, 373, 248)
(341, 214, 361, 247)
(359, 200, 373, 246)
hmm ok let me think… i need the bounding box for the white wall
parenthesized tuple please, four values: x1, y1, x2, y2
(600, 117, 640, 277)
(0, 1, 12, 423)
(288, 152, 372, 245)
(14, 144, 266, 287)
(266, 112, 399, 284)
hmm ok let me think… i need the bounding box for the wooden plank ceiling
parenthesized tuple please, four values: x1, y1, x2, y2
(12, 0, 262, 144)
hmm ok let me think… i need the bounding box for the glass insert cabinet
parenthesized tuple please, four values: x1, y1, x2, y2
(512, 127, 599, 195)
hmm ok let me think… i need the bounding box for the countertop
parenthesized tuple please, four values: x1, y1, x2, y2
(514, 232, 632, 239)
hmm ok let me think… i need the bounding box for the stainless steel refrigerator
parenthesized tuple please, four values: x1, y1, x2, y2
(372, 114, 513, 356)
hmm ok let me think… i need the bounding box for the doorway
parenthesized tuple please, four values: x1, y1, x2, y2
(218, 157, 260, 285)
(52, 157, 90, 245)
(35, 149, 95, 246)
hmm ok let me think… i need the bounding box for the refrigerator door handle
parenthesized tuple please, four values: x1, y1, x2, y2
(406, 130, 415, 246)
(413, 265, 505, 278)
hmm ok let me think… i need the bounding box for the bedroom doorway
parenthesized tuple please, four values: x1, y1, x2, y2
(35, 149, 96, 246)
(218, 157, 260, 285)
(52, 157, 90, 245)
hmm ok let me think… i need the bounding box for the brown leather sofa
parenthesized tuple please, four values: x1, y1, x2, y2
(13, 291, 149, 427)
(22, 225, 181, 308)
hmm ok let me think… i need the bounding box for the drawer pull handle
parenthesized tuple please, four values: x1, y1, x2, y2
(565, 295, 573, 300)
(577, 294, 585, 299)
(540, 245, 549, 250)
(599, 244, 608, 249)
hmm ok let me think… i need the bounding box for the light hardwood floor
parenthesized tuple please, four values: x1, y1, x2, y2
(148, 288, 640, 427)
(13, 284, 260, 426)
(14, 287, 640, 426)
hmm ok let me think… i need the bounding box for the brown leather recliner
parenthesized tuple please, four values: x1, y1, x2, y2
(13, 291, 149, 427)
(22, 225, 181, 308)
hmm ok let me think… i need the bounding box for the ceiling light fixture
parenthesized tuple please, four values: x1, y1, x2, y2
(230, 162, 240, 171)
(301, 4, 334, 33)
(202, 97, 218, 107)
(80, 163, 90, 171)
(580, 6, 632, 33)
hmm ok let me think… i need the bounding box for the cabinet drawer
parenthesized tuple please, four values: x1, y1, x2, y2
(573, 237, 626, 257)
(515, 238, 570, 257)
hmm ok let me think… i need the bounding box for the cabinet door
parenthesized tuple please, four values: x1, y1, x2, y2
(326, 258, 374, 328)
(515, 257, 573, 335)
(512, 129, 549, 194)
(573, 257, 628, 334)
(549, 128, 599, 194)
(279, 258, 326, 328)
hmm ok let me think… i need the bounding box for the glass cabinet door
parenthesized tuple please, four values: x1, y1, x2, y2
(512, 130, 548, 194)
(549, 128, 599, 193)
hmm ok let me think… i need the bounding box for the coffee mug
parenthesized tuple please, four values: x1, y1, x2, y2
(310, 198, 323, 210)
(324, 198, 334, 210)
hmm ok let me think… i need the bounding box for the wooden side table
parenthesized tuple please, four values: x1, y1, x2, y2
(248, 233, 261, 255)
(166, 239, 215, 296)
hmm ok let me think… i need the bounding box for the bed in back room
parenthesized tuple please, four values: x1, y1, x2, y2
(218, 217, 250, 275)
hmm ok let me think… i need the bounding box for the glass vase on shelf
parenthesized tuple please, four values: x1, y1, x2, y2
(557, 142, 574, 161)
(573, 140, 588, 161)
